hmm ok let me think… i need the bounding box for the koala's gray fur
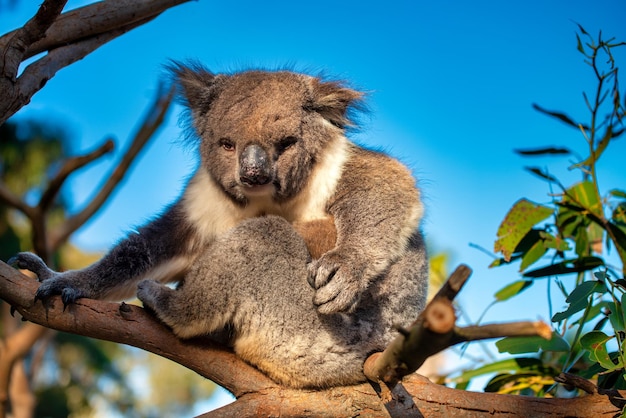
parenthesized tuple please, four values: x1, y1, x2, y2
(10, 63, 429, 388)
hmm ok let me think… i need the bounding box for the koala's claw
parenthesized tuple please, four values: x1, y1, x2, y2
(313, 278, 361, 314)
(8, 252, 55, 281)
(136, 279, 162, 311)
(34, 280, 84, 308)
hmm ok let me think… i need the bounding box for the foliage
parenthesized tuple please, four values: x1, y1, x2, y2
(455, 26, 626, 396)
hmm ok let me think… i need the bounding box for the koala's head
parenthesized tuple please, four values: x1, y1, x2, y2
(171, 62, 363, 204)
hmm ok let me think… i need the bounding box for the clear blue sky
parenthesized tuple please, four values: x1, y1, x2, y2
(3, 0, 626, 382)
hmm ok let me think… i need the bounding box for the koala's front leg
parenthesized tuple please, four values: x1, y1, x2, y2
(9, 202, 197, 306)
(9, 252, 87, 306)
(308, 150, 423, 314)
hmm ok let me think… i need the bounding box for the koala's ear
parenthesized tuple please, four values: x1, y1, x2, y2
(306, 78, 364, 128)
(167, 61, 224, 112)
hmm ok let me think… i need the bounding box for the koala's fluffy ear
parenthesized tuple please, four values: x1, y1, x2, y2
(306, 78, 364, 128)
(168, 61, 224, 112)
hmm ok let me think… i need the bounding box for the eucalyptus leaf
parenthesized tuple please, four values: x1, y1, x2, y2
(514, 147, 571, 156)
(494, 280, 533, 302)
(552, 280, 606, 322)
(562, 181, 604, 219)
(523, 256, 604, 278)
(609, 189, 626, 199)
(494, 199, 553, 261)
(519, 239, 547, 272)
(580, 331, 621, 371)
(496, 332, 570, 354)
(532, 103, 580, 129)
(524, 166, 558, 183)
(607, 302, 625, 333)
(449, 358, 543, 384)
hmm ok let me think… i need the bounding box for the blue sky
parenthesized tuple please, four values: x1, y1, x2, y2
(3, 0, 626, 383)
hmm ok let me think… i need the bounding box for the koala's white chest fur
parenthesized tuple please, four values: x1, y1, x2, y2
(183, 133, 350, 246)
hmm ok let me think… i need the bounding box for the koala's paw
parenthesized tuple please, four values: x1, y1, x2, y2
(9, 252, 84, 307)
(8, 252, 55, 281)
(136, 279, 168, 312)
(307, 250, 367, 314)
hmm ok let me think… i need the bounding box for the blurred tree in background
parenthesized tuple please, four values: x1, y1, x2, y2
(0, 118, 216, 417)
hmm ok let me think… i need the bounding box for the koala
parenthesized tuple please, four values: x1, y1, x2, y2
(10, 64, 429, 387)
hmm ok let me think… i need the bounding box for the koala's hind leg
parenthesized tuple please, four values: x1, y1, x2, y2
(136, 279, 224, 339)
(137, 215, 311, 340)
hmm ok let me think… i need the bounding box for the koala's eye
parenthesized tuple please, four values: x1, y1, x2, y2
(219, 138, 235, 151)
(277, 136, 298, 153)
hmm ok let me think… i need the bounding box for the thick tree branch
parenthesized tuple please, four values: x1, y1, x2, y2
(0, 0, 190, 125)
(0, 0, 67, 80)
(0, 261, 624, 417)
(0, 261, 276, 397)
(0, 0, 191, 62)
(13, 23, 143, 116)
(49, 84, 175, 250)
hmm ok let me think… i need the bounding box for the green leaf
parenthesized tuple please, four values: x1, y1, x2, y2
(519, 239, 547, 271)
(449, 358, 543, 384)
(621, 292, 626, 333)
(609, 189, 626, 199)
(523, 256, 605, 278)
(607, 221, 626, 263)
(524, 166, 558, 183)
(566, 280, 607, 304)
(514, 147, 572, 156)
(552, 280, 606, 322)
(532, 103, 581, 129)
(540, 231, 570, 252)
(557, 210, 584, 238)
(614, 203, 626, 225)
(580, 331, 622, 371)
(576, 33, 585, 53)
(561, 181, 604, 219)
(496, 332, 570, 354)
(574, 225, 590, 257)
(494, 199, 553, 261)
(494, 280, 533, 302)
(607, 302, 625, 333)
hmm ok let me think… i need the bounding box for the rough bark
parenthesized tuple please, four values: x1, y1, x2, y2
(0, 0, 190, 125)
(1, 262, 623, 417)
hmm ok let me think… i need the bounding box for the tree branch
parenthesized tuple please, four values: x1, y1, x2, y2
(0, 0, 67, 80)
(49, 84, 175, 251)
(0, 0, 190, 125)
(0, 0, 191, 62)
(0, 261, 624, 417)
(363, 264, 552, 388)
(0, 183, 33, 219)
(38, 139, 115, 213)
(0, 261, 276, 397)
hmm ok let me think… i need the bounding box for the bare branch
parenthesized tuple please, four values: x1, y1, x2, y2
(49, 85, 175, 251)
(455, 320, 552, 342)
(1, 261, 624, 417)
(0, 183, 34, 219)
(38, 139, 115, 212)
(5, 20, 149, 125)
(0, 0, 190, 61)
(0, 0, 67, 80)
(0, 261, 276, 397)
(0, 0, 190, 125)
(364, 265, 552, 388)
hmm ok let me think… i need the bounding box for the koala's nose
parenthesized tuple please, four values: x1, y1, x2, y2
(239, 144, 271, 186)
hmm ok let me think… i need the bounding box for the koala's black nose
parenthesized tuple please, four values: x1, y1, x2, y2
(239, 144, 271, 186)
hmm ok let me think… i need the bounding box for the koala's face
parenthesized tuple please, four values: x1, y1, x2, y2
(173, 65, 362, 204)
